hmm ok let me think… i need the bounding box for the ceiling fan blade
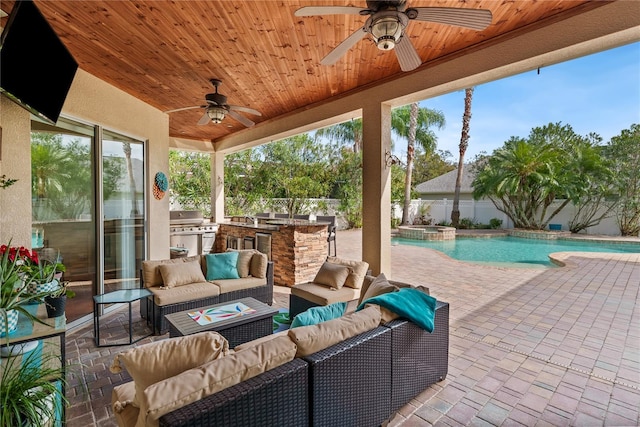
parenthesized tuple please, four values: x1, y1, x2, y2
(412, 7, 492, 30)
(229, 105, 262, 116)
(321, 27, 368, 66)
(227, 110, 255, 127)
(295, 6, 365, 16)
(164, 105, 202, 113)
(197, 112, 210, 125)
(395, 37, 422, 72)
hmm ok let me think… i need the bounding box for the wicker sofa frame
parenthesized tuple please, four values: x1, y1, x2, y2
(304, 326, 393, 426)
(141, 262, 274, 335)
(155, 301, 449, 427)
(159, 358, 309, 427)
(387, 300, 449, 413)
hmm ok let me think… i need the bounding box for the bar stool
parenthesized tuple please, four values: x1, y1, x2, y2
(316, 215, 337, 256)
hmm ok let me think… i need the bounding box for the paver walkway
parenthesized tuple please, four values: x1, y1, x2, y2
(64, 229, 640, 426)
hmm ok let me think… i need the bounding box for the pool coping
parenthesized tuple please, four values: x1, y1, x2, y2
(452, 229, 640, 246)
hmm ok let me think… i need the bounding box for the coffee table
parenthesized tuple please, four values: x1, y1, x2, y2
(165, 297, 279, 347)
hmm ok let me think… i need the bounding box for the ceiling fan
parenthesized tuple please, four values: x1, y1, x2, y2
(295, 0, 492, 72)
(165, 79, 261, 127)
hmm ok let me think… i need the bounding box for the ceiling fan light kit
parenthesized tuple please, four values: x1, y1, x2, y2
(207, 106, 226, 124)
(369, 12, 407, 51)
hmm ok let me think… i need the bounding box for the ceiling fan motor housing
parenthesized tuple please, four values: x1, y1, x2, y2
(366, 0, 406, 10)
(205, 92, 228, 106)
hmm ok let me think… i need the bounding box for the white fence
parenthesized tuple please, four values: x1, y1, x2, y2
(399, 199, 622, 236)
(206, 197, 624, 235)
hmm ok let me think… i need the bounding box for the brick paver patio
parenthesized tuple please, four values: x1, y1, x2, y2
(64, 229, 640, 426)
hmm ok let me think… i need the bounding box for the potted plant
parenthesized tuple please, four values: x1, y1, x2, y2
(44, 281, 72, 318)
(0, 242, 50, 340)
(0, 345, 68, 426)
(18, 251, 65, 299)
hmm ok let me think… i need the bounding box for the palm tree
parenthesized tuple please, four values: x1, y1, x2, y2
(31, 134, 72, 199)
(451, 88, 474, 226)
(472, 137, 570, 229)
(315, 107, 444, 226)
(314, 119, 362, 153)
(391, 103, 446, 225)
(122, 142, 140, 216)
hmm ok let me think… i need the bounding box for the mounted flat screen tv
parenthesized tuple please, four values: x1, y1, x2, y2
(1, 0, 78, 124)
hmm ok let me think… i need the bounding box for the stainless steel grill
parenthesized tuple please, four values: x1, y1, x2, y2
(169, 210, 217, 255)
(170, 210, 204, 228)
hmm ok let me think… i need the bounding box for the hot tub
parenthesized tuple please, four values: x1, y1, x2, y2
(397, 225, 456, 241)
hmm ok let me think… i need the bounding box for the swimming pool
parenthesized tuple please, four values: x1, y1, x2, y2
(391, 235, 640, 267)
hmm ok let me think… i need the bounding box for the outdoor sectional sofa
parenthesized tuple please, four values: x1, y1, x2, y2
(139, 250, 273, 334)
(111, 282, 449, 427)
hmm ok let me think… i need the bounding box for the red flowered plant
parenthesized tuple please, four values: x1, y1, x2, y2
(0, 245, 39, 266)
(0, 244, 64, 285)
(1, 240, 49, 341)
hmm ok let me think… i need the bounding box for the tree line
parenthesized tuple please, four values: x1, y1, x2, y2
(473, 122, 639, 236)
(20, 97, 638, 236)
(171, 118, 639, 236)
(170, 103, 455, 228)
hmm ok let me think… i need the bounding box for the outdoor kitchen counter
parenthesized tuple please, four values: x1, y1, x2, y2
(214, 221, 330, 288)
(221, 222, 281, 231)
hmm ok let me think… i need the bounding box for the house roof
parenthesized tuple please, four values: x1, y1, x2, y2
(1, 1, 637, 153)
(415, 168, 475, 194)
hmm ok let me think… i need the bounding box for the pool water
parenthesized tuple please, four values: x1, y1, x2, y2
(391, 236, 640, 267)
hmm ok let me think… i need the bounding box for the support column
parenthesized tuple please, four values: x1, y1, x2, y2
(210, 152, 225, 223)
(361, 103, 392, 277)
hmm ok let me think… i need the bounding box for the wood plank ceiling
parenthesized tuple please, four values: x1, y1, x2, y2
(1, 0, 601, 143)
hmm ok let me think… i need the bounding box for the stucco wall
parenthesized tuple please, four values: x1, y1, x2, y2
(0, 97, 33, 246)
(0, 69, 171, 259)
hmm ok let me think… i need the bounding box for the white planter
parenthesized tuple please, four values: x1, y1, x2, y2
(25, 386, 56, 426)
(0, 308, 19, 337)
(26, 279, 60, 295)
(0, 340, 39, 358)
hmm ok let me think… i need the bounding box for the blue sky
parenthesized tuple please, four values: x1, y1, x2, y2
(405, 41, 640, 163)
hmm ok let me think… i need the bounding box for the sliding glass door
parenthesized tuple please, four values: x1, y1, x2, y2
(31, 118, 96, 323)
(31, 118, 147, 323)
(102, 132, 145, 292)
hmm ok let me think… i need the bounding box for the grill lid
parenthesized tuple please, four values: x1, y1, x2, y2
(170, 210, 204, 226)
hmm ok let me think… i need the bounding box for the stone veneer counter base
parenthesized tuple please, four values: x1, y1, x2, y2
(215, 221, 330, 287)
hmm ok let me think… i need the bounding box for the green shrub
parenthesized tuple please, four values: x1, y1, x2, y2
(458, 218, 475, 229)
(489, 218, 503, 229)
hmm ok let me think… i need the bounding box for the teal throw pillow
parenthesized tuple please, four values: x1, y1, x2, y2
(290, 302, 347, 329)
(205, 252, 240, 280)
